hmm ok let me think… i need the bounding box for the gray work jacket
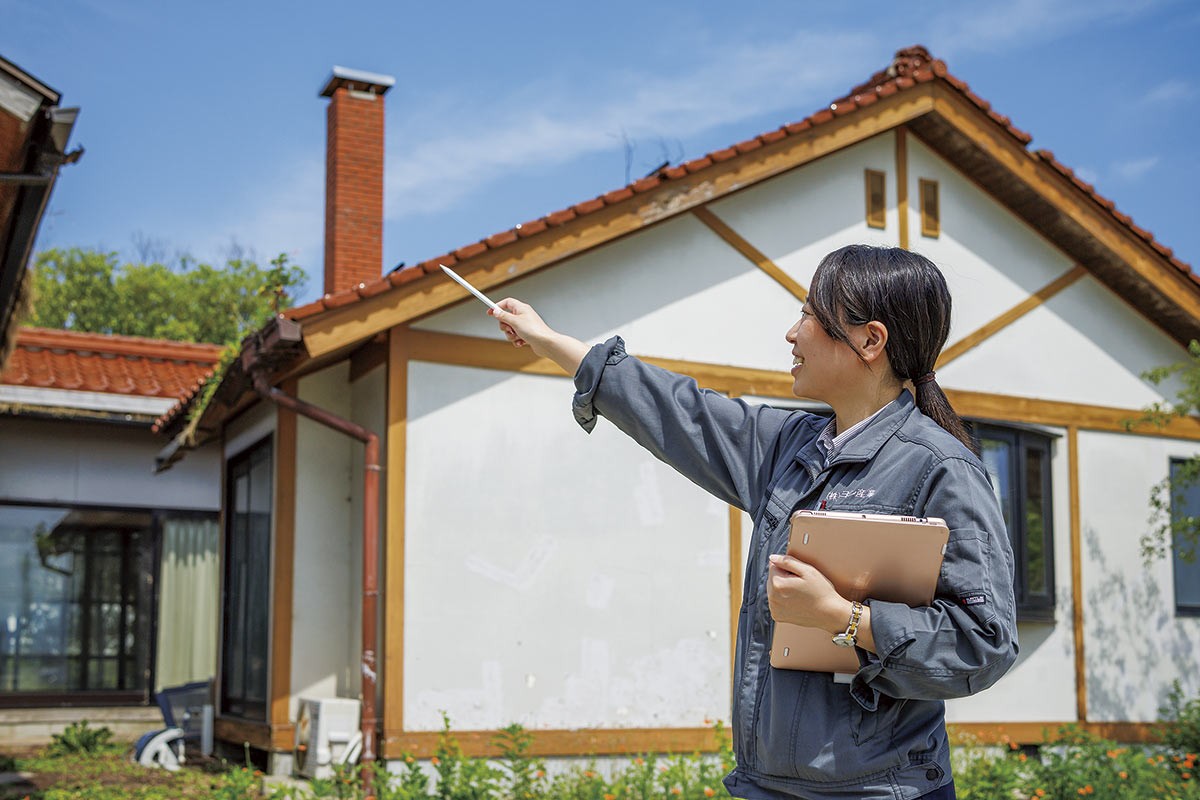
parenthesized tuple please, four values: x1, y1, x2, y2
(573, 338, 1019, 800)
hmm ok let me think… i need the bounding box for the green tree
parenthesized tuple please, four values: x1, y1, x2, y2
(1137, 339, 1200, 564)
(26, 247, 307, 344)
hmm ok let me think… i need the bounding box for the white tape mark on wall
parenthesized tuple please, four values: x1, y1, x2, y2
(464, 536, 558, 591)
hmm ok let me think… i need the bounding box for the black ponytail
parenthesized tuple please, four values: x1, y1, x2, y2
(808, 245, 979, 456)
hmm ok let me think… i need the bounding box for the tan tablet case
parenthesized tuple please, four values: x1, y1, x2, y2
(769, 510, 949, 673)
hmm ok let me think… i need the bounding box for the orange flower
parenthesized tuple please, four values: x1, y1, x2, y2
(535, 770, 545, 778)
(1119, 771, 1128, 779)
(1183, 771, 1193, 780)
(1034, 791, 1046, 798)
(431, 756, 441, 766)
(704, 789, 716, 797)
(584, 770, 596, 779)
(1008, 740, 1020, 750)
(670, 788, 682, 796)
(604, 794, 616, 800)
(634, 758, 645, 766)
(1018, 753, 1027, 762)
(405, 755, 415, 764)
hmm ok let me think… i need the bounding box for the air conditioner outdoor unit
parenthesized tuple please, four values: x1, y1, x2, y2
(294, 697, 361, 779)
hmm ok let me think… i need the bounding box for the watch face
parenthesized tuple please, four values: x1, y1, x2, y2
(832, 633, 855, 648)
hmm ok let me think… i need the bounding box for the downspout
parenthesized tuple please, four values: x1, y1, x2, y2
(248, 368, 382, 782)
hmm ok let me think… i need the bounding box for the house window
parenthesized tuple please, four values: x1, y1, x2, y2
(974, 423, 1055, 621)
(0, 504, 156, 702)
(1168, 459, 1200, 616)
(864, 169, 886, 229)
(221, 437, 273, 720)
(919, 178, 940, 238)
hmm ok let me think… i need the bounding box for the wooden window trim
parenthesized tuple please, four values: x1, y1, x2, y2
(865, 168, 887, 229)
(919, 178, 940, 238)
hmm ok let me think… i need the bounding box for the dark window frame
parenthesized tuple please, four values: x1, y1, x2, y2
(1167, 458, 1200, 617)
(220, 435, 273, 721)
(972, 422, 1057, 622)
(0, 500, 176, 707)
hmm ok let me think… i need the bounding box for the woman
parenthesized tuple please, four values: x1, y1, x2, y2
(490, 245, 1018, 800)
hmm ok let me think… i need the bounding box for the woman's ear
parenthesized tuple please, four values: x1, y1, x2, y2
(859, 320, 889, 363)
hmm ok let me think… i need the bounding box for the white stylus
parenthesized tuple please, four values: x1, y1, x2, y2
(440, 264, 502, 313)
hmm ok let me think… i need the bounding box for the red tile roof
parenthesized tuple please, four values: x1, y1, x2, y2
(282, 44, 1196, 324)
(1, 327, 223, 399)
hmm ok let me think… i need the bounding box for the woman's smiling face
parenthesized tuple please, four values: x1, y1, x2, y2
(784, 304, 866, 402)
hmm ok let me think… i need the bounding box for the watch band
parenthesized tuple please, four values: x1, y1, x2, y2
(831, 600, 864, 648)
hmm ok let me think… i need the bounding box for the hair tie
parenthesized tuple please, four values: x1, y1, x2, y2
(914, 372, 936, 386)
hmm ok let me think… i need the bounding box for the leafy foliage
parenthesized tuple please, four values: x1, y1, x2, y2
(26, 247, 307, 345)
(46, 720, 113, 757)
(1162, 680, 1200, 756)
(1134, 339, 1200, 564)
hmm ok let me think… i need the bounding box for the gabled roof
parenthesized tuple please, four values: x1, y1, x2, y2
(1, 327, 222, 422)
(285, 45, 1196, 325)
(155, 45, 1200, 439)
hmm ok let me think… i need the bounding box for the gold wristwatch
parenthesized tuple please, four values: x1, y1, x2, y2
(832, 600, 864, 648)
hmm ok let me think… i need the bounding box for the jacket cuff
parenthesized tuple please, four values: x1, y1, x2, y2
(850, 599, 915, 711)
(572, 336, 627, 432)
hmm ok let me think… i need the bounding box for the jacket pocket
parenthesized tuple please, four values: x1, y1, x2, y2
(851, 693, 905, 746)
(754, 668, 902, 782)
(940, 529, 996, 624)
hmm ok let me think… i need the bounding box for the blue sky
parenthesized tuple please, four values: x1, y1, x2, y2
(6, 0, 1198, 305)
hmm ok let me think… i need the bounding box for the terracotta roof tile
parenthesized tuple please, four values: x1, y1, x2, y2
(546, 208, 577, 225)
(515, 219, 548, 236)
(603, 187, 634, 203)
(631, 176, 661, 192)
(1, 328, 222, 399)
(486, 229, 519, 248)
(455, 241, 488, 260)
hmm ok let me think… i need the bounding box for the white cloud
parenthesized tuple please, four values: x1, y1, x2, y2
(1112, 156, 1161, 181)
(1141, 79, 1193, 106)
(382, 31, 876, 219)
(930, 0, 1167, 56)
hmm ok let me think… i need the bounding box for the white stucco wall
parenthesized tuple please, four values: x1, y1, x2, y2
(1075, 430, 1200, 721)
(290, 363, 357, 718)
(0, 417, 220, 510)
(404, 362, 731, 731)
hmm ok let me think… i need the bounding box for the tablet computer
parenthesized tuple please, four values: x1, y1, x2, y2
(769, 509, 949, 674)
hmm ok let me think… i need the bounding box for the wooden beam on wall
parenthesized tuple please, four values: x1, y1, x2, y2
(895, 127, 909, 250)
(691, 206, 808, 302)
(949, 721, 1163, 746)
(384, 328, 410, 742)
(382, 726, 722, 760)
(405, 329, 1200, 440)
(269, 379, 297, 741)
(1067, 426, 1087, 723)
(936, 265, 1088, 369)
(728, 505, 742, 691)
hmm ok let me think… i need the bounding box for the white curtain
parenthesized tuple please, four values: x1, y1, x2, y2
(156, 516, 220, 691)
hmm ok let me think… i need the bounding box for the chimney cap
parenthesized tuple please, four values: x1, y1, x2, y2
(319, 65, 395, 98)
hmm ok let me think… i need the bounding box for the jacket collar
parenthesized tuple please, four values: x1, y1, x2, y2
(793, 389, 916, 472)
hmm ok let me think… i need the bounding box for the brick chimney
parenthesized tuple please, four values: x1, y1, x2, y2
(319, 66, 395, 295)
